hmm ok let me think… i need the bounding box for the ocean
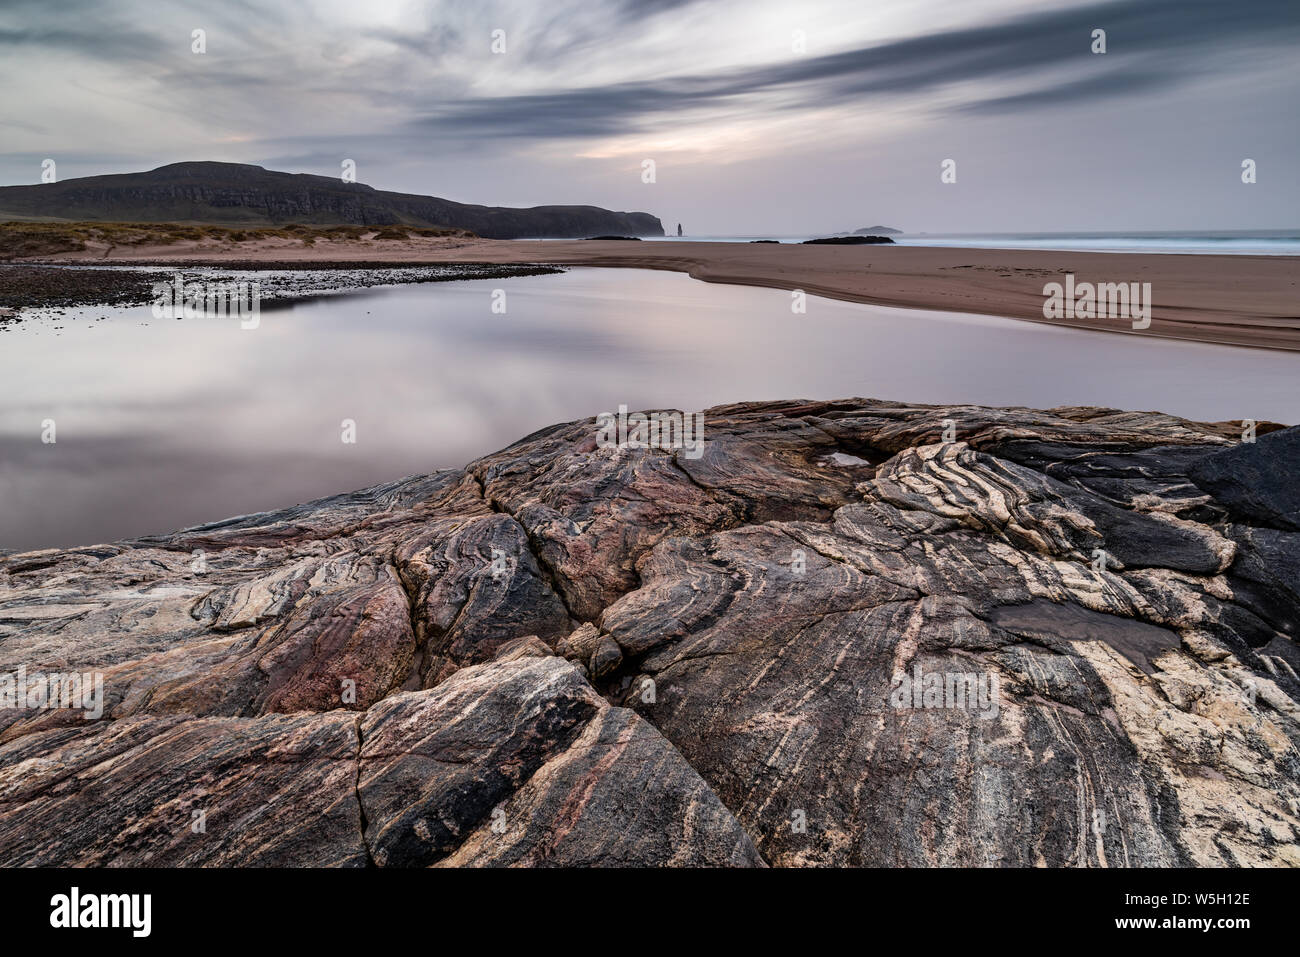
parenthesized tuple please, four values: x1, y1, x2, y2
(641, 232, 1300, 255)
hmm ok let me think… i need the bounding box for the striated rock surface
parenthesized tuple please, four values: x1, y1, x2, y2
(1, 399, 1298, 867)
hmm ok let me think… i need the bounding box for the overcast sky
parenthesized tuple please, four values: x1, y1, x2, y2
(0, 0, 1295, 234)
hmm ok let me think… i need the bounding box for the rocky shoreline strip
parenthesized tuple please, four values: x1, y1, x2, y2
(0, 262, 564, 319)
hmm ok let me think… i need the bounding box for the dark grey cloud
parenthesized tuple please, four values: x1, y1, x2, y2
(0, 0, 290, 59)
(0, 0, 1294, 232)
(8, 0, 1289, 147)
(955, 67, 1179, 114)
(0, 24, 163, 61)
(406, 0, 1300, 139)
(363, 0, 701, 60)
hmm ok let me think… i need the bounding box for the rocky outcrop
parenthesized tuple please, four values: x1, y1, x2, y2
(1, 399, 1297, 866)
(804, 235, 894, 244)
(0, 162, 665, 239)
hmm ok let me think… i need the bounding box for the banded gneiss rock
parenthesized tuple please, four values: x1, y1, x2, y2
(1, 399, 1297, 866)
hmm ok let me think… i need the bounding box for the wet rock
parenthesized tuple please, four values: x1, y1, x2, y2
(1191, 425, 1300, 530)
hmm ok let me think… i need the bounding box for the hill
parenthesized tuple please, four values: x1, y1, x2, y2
(0, 162, 664, 239)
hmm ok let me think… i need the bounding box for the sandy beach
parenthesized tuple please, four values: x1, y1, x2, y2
(25, 236, 1300, 351)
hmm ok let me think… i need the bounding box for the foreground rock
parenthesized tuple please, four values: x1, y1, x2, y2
(1, 399, 1298, 866)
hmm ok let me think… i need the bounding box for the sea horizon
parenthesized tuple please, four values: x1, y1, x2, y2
(628, 229, 1300, 255)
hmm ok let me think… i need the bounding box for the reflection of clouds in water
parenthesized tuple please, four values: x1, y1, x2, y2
(0, 442, 416, 550)
(3, 266, 1299, 551)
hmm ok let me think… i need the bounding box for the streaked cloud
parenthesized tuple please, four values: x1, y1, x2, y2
(0, 0, 1294, 232)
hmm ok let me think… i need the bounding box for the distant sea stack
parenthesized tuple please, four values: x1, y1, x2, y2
(854, 225, 902, 236)
(0, 162, 665, 239)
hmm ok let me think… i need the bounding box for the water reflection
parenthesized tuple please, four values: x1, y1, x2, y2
(2, 267, 1297, 550)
